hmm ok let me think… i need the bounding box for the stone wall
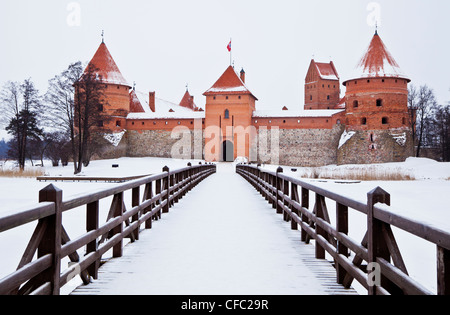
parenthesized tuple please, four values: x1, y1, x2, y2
(126, 129, 204, 160)
(337, 128, 414, 165)
(254, 125, 345, 167)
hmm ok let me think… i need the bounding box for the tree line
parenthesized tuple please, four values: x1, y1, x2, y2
(408, 85, 450, 162)
(0, 62, 108, 174)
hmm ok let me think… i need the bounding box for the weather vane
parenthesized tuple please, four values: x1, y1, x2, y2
(101, 30, 105, 43)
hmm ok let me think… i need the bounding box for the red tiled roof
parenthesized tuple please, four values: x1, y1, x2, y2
(315, 61, 339, 81)
(179, 90, 196, 110)
(347, 33, 410, 82)
(129, 89, 145, 113)
(204, 66, 257, 100)
(85, 42, 130, 87)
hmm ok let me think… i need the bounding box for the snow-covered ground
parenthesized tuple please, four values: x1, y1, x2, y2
(0, 156, 449, 294)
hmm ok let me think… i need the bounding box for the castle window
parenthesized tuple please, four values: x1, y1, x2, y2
(132, 122, 135, 125)
(361, 117, 367, 125)
(327, 95, 330, 100)
(402, 117, 406, 125)
(367, 80, 370, 83)
(153, 121, 156, 125)
(98, 120, 103, 127)
(310, 95, 312, 101)
(382, 117, 389, 125)
(298, 120, 301, 123)
(283, 120, 286, 123)
(226, 96, 229, 100)
(238, 95, 241, 99)
(322, 84, 324, 88)
(178, 121, 181, 125)
(353, 100, 358, 108)
(337, 119, 341, 124)
(213, 96, 216, 100)
(224, 109, 230, 119)
(165, 121, 168, 125)
(376, 99, 383, 107)
(116, 120, 121, 127)
(382, 79, 385, 83)
(370, 133, 374, 142)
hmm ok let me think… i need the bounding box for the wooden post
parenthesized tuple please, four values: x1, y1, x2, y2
(112, 192, 124, 258)
(86, 200, 99, 279)
(162, 166, 170, 213)
(336, 202, 349, 284)
(315, 193, 326, 259)
(290, 183, 299, 230)
(367, 187, 391, 295)
(276, 167, 283, 214)
(143, 181, 154, 228)
(437, 246, 450, 295)
(300, 187, 309, 242)
(38, 184, 63, 295)
(132, 186, 140, 240)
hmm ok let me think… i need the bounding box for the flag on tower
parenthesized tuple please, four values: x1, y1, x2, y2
(227, 40, 232, 52)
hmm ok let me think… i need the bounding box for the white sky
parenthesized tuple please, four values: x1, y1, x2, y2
(0, 0, 449, 111)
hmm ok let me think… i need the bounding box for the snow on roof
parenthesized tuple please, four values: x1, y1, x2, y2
(127, 90, 205, 119)
(253, 109, 344, 118)
(315, 62, 339, 81)
(204, 66, 258, 100)
(85, 42, 131, 87)
(346, 33, 410, 82)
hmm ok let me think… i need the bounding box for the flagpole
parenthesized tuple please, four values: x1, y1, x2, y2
(229, 38, 232, 66)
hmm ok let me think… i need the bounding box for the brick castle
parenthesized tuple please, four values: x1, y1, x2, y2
(76, 30, 414, 166)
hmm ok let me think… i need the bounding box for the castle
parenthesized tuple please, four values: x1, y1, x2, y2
(78, 30, 414, 166)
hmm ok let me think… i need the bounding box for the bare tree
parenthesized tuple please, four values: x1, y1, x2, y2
(408, 84, 437, 157)
(73, 63, 108, 174)
(45, 61, 83, 173)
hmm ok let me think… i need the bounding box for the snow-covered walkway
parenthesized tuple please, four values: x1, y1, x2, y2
(71, 163, 356, 295)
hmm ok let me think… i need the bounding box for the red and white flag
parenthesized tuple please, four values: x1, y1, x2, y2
(227, 40, 232, 52)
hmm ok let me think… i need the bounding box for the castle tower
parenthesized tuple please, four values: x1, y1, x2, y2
(305, 60, 340, 110)
(203, 66, 258, 162)
(82, 41, 131, 131)
(339, 31, 413, 164)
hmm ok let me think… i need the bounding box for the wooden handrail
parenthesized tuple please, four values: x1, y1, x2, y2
(0, 163, 216, 295)
(236, 163, 450, 295)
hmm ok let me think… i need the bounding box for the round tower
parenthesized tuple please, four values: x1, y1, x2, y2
(339, 31, 414, 164)
(84, 41, 131, 131)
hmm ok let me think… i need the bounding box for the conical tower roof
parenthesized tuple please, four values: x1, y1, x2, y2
(203, 65, 257, 100)
(345, 32, 410, 83)
(85, 42, 131, 87)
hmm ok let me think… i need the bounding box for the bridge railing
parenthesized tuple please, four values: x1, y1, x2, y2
(0, 163, 216, 295)
(236, 163, 450, 295)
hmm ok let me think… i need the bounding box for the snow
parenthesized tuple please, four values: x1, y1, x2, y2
(338, 130, 356, 149)
(253, 109, 343, 118)
(0, 156, 450, 295)
(205, 86, 249, 93)
(391, 132, 407, 146)
(128, 90, 205, 119)
(103, 131, 125, 147)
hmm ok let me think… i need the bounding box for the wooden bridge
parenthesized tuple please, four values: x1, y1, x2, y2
(0, 162, 449, 295)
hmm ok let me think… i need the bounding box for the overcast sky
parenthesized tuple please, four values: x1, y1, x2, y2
(1, 0, 449, 111)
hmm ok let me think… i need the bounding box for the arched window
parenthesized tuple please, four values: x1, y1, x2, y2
(224, 109, 230, 119)
(361, 117, 367, 125)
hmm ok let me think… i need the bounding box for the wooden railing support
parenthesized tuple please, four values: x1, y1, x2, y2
(38, 184, 63, 295)
(236, 164, 450, 295)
